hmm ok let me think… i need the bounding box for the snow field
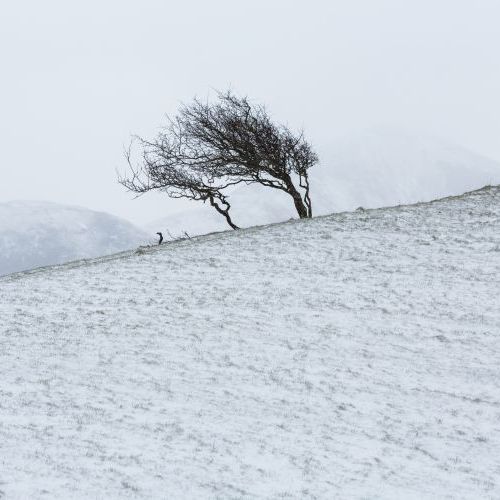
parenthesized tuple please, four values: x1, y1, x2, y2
(0, 186, 499, 498)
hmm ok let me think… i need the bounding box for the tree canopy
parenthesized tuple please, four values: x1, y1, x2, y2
(119, 91, 318, 229)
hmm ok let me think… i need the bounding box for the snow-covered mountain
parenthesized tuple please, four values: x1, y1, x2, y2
(0, 201, 148, 276)
(1, 186, 499, 498)
(147, 130, 500, 238)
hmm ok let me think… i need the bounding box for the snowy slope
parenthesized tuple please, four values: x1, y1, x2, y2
(147, 130, 500, 238)
(0, 201, 148, 275)
(1, 186, 499, 498)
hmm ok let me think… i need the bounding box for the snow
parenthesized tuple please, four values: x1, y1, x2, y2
(1, 186, 499, 498)
(147, 130, 500, 238)
(0, 201, 148, 276)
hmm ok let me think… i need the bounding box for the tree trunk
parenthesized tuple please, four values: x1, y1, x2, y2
(301, 173, 313, 218)
(284, 176, 309, 219)
(209, 195, 239, 229)
(291, 192, 309, 219)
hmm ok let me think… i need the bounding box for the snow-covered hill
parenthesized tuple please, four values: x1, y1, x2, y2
(0, 201, 148, 276)
(147, 130, 500, 238)
(1, 186, 499, 498)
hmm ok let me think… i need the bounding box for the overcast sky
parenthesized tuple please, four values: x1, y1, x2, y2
(1, 0, 499, 224)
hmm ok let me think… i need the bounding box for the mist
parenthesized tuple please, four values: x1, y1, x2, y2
(1, 0, 499, 224)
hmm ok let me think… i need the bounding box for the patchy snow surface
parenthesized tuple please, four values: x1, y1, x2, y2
(147, 130, 500, 238)
(1, 186, 500, 499)
(0, 201, 148, 275)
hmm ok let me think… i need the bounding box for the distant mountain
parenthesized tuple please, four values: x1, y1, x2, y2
(146, 129, 500, 238)
(0, 201, 148, 275)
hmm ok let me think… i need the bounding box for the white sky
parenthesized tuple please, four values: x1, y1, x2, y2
(1, 0, 499, 225)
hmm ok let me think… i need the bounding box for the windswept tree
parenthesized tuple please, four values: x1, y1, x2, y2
(119, 91, 318, 229)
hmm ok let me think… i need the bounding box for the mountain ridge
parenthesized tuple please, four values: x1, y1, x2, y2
(2, 184, 497, 281)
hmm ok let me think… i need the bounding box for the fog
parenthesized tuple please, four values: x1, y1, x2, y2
(1, 0, 499, 224)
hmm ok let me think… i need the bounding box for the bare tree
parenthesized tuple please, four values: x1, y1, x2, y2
(119, 91, 318, 229)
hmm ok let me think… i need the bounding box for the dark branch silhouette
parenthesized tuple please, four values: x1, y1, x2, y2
(118, 91, 318, 228)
